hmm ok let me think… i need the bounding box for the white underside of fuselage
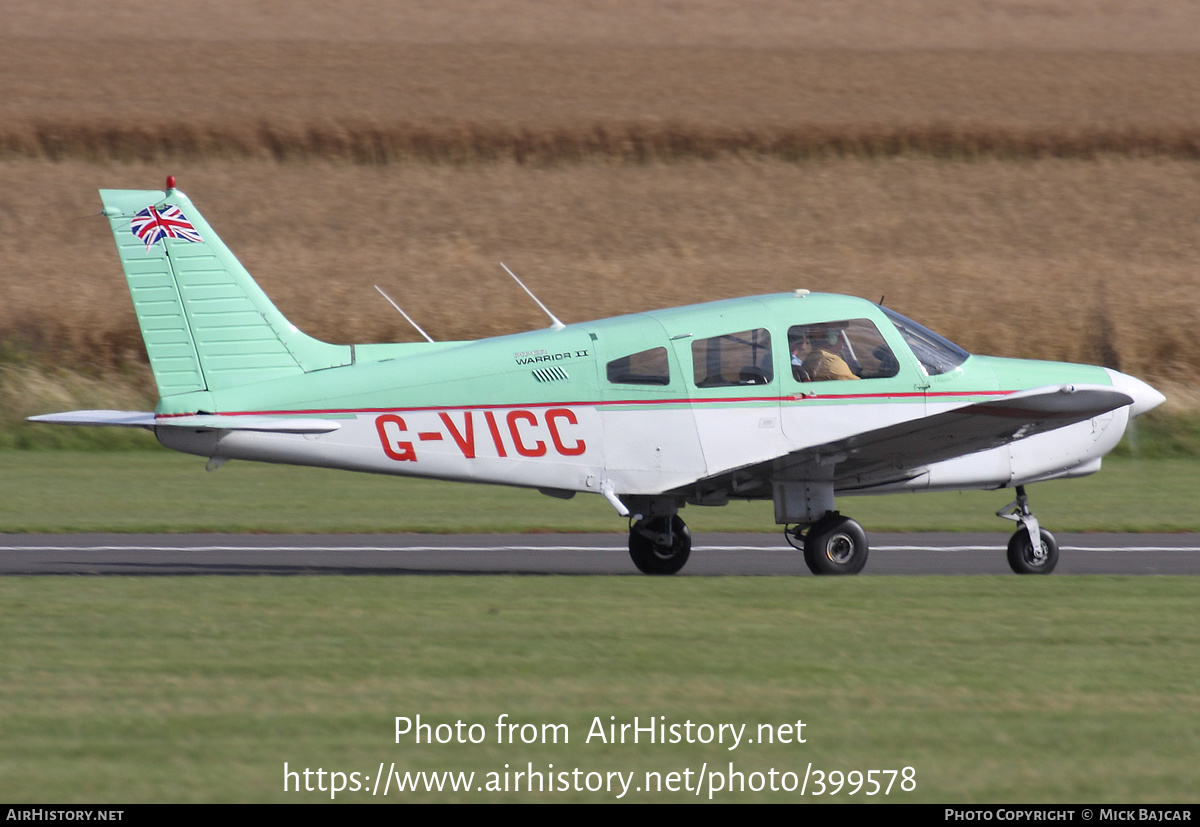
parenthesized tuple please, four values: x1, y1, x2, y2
(155, 396, 1131, 506)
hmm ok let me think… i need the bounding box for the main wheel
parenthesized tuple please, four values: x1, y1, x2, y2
(629, 515, 691, 575)
(1007, 528, 1059, 574)
(803, 513, 869, 575)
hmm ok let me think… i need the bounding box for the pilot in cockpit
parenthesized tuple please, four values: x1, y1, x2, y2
(791, 324, 860, 382)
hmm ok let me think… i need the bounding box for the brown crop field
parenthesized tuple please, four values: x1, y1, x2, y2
(2, 1, 1199, 420)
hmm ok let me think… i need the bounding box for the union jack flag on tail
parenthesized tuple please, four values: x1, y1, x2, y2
(130, 204, 203, 251)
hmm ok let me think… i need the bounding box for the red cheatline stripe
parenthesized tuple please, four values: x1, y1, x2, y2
(154, 389, 1014, 420)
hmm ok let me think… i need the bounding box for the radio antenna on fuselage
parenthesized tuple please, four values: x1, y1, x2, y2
(374, 285, 436, 343)
(500, 263, 565, 330)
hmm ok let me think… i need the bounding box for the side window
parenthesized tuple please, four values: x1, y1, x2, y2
(607, 347, 670, 385)
(788, 319, 899, 383)
(691, 329, 773, 388)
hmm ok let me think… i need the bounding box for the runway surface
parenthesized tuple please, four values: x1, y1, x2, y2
(2, 533, 1198, 575)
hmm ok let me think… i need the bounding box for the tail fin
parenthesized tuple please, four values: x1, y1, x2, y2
(100, 184, 351, 399)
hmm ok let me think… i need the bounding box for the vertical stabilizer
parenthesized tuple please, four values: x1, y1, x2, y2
(99, 185, 351, 399)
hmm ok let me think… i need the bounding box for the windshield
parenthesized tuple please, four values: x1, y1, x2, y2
(881, 307, 970, 376)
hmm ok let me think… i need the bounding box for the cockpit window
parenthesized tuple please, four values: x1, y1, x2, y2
(788, 319, 899, 383)
(691, 328, 773, 387)
(881, 307, 970, 375)
(607, 347, 670, 385)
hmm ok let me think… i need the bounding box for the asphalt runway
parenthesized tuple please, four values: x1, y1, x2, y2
(1, 533, 1198, 576)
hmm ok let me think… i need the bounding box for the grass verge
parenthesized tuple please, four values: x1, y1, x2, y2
(1, 450, 1197, 534)
(1, 576, 1197, 802)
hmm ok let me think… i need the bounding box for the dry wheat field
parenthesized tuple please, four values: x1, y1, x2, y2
(2, 1, 1198, 416)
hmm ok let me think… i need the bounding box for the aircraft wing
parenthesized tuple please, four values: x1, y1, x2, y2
(28, 411, 341, 434)
(751, 383, 1133, 490)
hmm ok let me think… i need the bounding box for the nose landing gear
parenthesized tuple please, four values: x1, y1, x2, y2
(997, 486, 1059, 574)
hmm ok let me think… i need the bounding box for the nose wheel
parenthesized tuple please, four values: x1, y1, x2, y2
(1006, 527, 1060, 574)
(997, 486, 1059, 574)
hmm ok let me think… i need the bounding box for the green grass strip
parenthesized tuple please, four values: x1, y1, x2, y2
(1, 576, 1197, 802)
(2, 450, 1197, 533)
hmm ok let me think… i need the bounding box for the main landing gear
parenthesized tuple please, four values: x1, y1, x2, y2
(785, 512, 870, 575)
(997, 485, 1059, 574)
(628, 514, 692, 575)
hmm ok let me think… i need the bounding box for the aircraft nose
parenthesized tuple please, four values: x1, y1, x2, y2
(1105, 369, 1167, 418)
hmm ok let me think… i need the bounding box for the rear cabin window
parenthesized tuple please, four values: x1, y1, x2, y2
(691, 328, 773, 388)
(606, 347, 670, 385)
(788, 319, 900, 383)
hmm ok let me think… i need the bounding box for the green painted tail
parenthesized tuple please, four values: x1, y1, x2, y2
(100, 185, 351, 399)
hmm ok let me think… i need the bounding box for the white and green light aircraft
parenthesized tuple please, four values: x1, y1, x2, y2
(31, 180, 1165, 575)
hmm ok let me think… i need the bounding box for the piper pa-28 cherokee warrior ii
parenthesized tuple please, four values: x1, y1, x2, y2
(32, 179, 1166, 575)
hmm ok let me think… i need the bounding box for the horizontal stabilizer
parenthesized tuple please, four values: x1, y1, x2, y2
(27, 410, 158, 428)
(28, 410, 340, 434)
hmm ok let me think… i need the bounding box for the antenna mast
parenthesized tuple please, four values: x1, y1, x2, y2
(500, 263, 565, 330)
(374, 285, 435, 343)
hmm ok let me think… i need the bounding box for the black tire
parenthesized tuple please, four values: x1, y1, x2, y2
(803, 513, 869, 575)
(1007, 528, 1059, 574)
(629, 516, 691, 575)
